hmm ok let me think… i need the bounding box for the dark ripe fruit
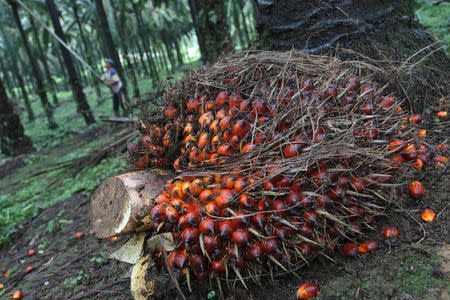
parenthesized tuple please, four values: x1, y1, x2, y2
(276, 176, 292, 188)
(151, 205, 165, 222)
(312, 169, 328, 185)
(232, 230, 249, 245)
(242, 143, 256, 153)
(229, 106, 240, 117)
(164, 106, 177, 118)
(297, 282, 319, 299)
(199, 189, 214, 204)
(219, 220, 234, 239)
(346, 76, 360, 91)
(199, 218, 218, 235)
(218, 144, 234, 156)
(204, 235, 221, 253)
(273, 200, 287, 216)
(258, 197, 273, 211)
(255, 132, 266, 144)
(234, 120, 251, 137)
(215, 189, 235, 208)
(127, 143, 138, 155)
(234, 178, 249, 193)
(174, 250, 189, 269)
(177, 215, 188, 230)
(284, 144, 302, 158)
(337, 176, 350, 187)
(263, 180, 275, 191)
(297, 243, 311, 257)
(229, 92, 243, 108)
(362, 103, 373, 115)
(361, 85, 374, 97)
(165, 206, 180, 223)
(187, 98, 200, 112)
(205, 201, 221, 217)
(358, 240, 378, 253)
(216, 91, 229, 106)
(330, 186, 344, 201)
(252, 213, 266, 228)
(379, 97, 394, 108)
(286, 191, 301, 207)
(343, 94, 355, 105)
(274, 226, 290, 240)
(182, 227, 199, 245)
(301, 79, 314, 92)
(233, 211, 251, 227)
(239, 99, 252, 112)
(326, 87, 337, 98)
(258, 115, 270, 125)
(253, 98, 269, 114)
(382, 227, 399, 240)
(409, 181, 424, 198)
(351, 177, 365, 192)
(262, 237, 279, 254)
(316, 195, 332, 207)
(343, 243, 359, 257)
(303, 211, 318, 224)
(188, 242, 201, 254)
(190, 254, 207, 272)
(246, 243, 263, 261)
(301, 195, 314, 209)
(186, 211, 200, 227)
(211, 260, 225, 273)
(239, 193, 256, 209)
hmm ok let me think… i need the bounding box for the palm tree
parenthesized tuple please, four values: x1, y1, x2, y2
(8, 0, 58, 129)
(45, 0, 95, 125)
(0, 75, 35, 156)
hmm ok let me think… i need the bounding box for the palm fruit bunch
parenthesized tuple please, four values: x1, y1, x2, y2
(127, 52, 448, 284)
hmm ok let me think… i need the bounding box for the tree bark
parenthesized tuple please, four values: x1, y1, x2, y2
(255, 0, 449, 109)
(45, 0, 96, 125)
(0, 76, 35, 156)
(89, 170, 173, 238)
(9, 1, 58, 129)
(188, 0, 232, 63)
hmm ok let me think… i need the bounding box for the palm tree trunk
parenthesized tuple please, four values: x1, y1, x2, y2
(0, 76, 35, 156)
(135, 40, 150, 77)
(29, 16, 59, 105)
(0, 60, 16, 99)
(231, 0, 245, 48)
(45, 0, 95, 125)
(9, 1, 58, 129)
(17, 72, 34, 122)
(174, 40, 184, 66)
(94, 0, 128, 98)
(237, 0, 251, 44)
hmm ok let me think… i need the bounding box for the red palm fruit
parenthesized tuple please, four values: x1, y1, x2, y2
(199, 111, 214, 127)
(276, 176, 291, 188)
(343, 94, 355, 105)
(218, 144, 234, 156)
(170, 185, 183, 199)
(388, 139, 407, 152)
(258, 115, 270, 125)
(135, 154, 149, 169)
(211, 135, 221, 150)
(409, 181, 424, 198)
(216, 91, 229, 106)
(206, 100, 219, 112)
(301, 78, 314, 92)
(164, 106, 177, 118)
(409, 114, 422, 124)
(258, 197, 273, 211)
(382, 227, 399, 240)
(262, 237, 279, 254)
(361, 103, 373, 115)
(291, 180, 304, 193)
(199, 218, 218, 235)
(127, 142, 138, 155)
(296, 243, 311, 258)
(187, 98, 200, 112)
(189, 179, 204, 196)
(189, 147, 203, 163)
(151, 205, 165, 222)
(239, 193, 255, 209)
(216, 106, 228, 119)
(230, 135, 240, 148)
(361, 85, 374, 97)
(215, 189, 235, 208)
(190, 254, 207, 272)
(358, 240, 378, 253)
(379, 97, 394, 108)
(232, 230, 249, 245)
(284, 144, 302, 158)
(263, 180, 275, 191)
(165, 206, 180, 223)
(155, 194, 170, 204)
(312, 169, 328, 185)
(223, 129, 234, 142)
(303, 211, 318, 224)
(211, 260, 225, 273)
(273, 200, 287, 216)
(198, 133, 211, 149)
(274, 227, 290, 240)
(254, 132, 266, 144)
(239, 99, 252, 112)
(343, 243, 359, 257)
(316, 195, 332, 207)
(351, 177, 365, 192)
(204, 201, 221, 217)
(199, 189, 214, 204)
(252, 213, 266, 228)
(229, 92, 243, 108)
(204, 235, 221, 253)
(218, 220, 234, 239)
(286, 191, 301, 207)
(221, 176, 235, 189)
(181, 181, 191, 195)
(186, 211, 200, 227)
(253, 99, 269, 114)
(246, 243, 263, 261)
(12, 290, 23, 300)
(330, 186, 344, 201)
(173, 158, 181, 170)
(299, 224, 313, 238)
(174, 250, 189, 269)
(177, 215, 188, 230)
(346, 76, 360, 91)
(234, 177, 248, 193)
(182, 228, 200, 245)
(242, 143, 256, 153)
(234, 120, 250, 137)
(325, 87, 337, 98)
(229, 106, 240, 117)
(195, 270, 210, 280)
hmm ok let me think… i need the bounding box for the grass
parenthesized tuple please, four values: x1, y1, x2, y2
(0, 58, 201, 246)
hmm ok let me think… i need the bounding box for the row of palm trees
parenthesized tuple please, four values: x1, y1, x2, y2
(0, 0, 256, 140)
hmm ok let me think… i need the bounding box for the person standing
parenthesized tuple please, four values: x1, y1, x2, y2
(101, 58, 128, 117)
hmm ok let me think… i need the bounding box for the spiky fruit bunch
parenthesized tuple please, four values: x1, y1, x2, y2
(129, 53, 448, 285)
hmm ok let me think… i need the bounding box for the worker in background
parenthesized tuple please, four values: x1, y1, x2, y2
(101, 58, 128, 117)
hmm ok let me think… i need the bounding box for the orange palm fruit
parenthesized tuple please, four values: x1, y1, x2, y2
(421, 208, 435, 222)
(296, 282, 319, 299)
